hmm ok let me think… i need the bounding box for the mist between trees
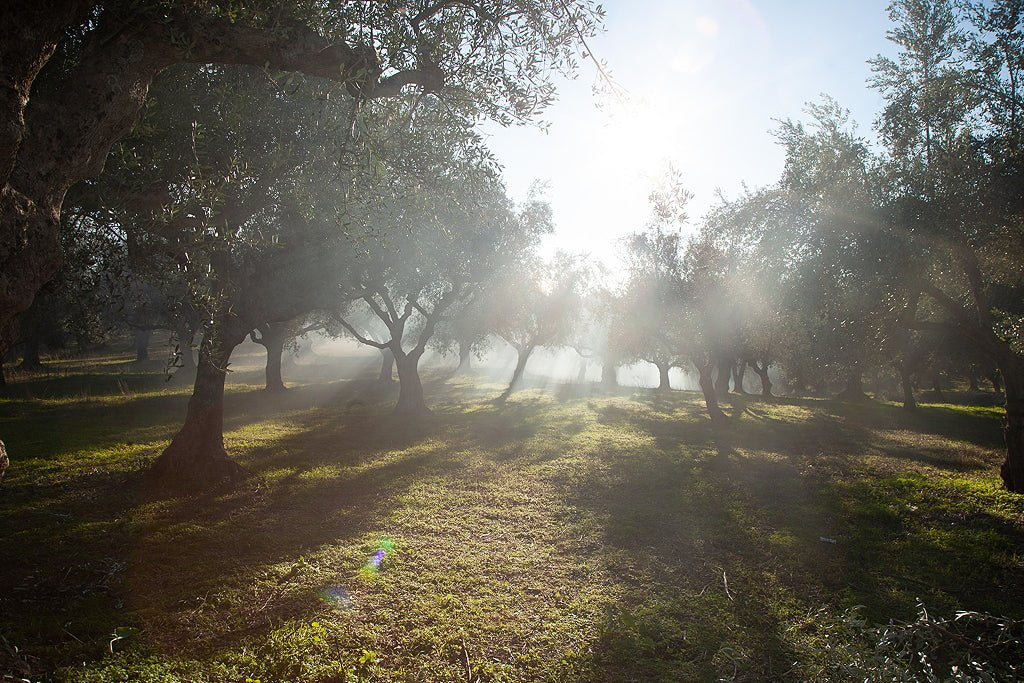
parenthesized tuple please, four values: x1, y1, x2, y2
(1, 0, 1022, 496)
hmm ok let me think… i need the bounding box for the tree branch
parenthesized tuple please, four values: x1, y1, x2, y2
(336, 316, 389, 349)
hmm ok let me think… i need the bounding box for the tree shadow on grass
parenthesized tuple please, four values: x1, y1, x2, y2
(0, 378, 457, 673)
(560, 390, 1022, 680)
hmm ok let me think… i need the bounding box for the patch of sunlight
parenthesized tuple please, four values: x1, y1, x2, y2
(298, 465, 345, 481)
(768, 529, 799, 548)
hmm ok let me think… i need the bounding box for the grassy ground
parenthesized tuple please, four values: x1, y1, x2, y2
(1, 347, 1022, 682)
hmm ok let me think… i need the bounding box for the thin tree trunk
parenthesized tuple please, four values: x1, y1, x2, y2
(899, 362, 917, 411)
(696, 360, 728, 424)
(714, 357, 732, 395)
(393, 351, 428, 416)
(999, 357, 1024, 493)
(498, 344, 534, 402)
(732, 362, 748, 395)
(134, 328, 152, 362)
(0, 359, 6, 388)
(930, 371, 945, 401)
(749, 360, 773, 398)
(656, 362, 671, 391)
(577, 358, 588, 383)
(456, 340, 472, 374)
(378, 347, 395, 383)
(147, 330, 247, 490)
(989, 370, 1003, 395)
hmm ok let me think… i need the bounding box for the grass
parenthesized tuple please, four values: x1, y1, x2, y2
(1, 346, 1022, 681)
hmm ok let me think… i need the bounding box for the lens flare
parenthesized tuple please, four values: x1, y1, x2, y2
(361, 538, 397, 575)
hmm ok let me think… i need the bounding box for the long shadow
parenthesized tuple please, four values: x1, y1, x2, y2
(0, 374, 450, 673)
(554, 390, 1022, 680)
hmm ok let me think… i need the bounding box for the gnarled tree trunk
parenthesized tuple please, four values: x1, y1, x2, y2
(147, 329, 247, 490)
(393, 350, 428, 416)
(898, 362, 916, 411)
(696, 360, 728, 424)
(456, 340, 472, 374)
(251, 323, 288, 393)
(836, 366, 869, 402)
(748, 360, 773, 398)
(714, 357, 732, 396)
(378, 347, 395, 383)
(601, 359, 617, 388)
(656, 361, 671, 391)
(732, 362, 748, 394)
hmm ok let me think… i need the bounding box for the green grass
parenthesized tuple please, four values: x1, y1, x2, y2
(1, 348, 1022, 681)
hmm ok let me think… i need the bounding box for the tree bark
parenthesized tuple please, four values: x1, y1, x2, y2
(456, 340, 472, 374)
(696, 360, 728, 424)
(732, 362, 748, 394)
(18, 336, 42, 371)
(146, 329, 247, 491)
(898, 362, 917, 411)
(968, 368, 980, 392)
(656, 361, 671, 391)
(836, 367, 869, 402)
(378, 347, 395, 383)
(601, 359, 617, 388)
(577, 357, 588, 383)
(133, 328, 152, 362)
(748, 360, 773, 398)
(393, 351, 428, 416)
(251, 323, 288, 393)
(262, 335, 286, 393)
(990, 370, 1004, 395)
(714, 357, 732, 396)
(1000, 357, 1024, 493)
(498, 343, 535, 402)
(930, 371, 945, 401)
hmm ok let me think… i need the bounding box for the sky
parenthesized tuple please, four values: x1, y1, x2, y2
(481, 0, 897, 268)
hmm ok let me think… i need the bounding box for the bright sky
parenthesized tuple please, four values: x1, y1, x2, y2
(482, 0, 896, 267)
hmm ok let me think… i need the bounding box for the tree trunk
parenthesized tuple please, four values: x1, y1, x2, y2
(18, 336, 42, 371)
(133, 328, 152, 362)
(696, 360, 728, 424)
(393, 351, 428, 416)
(999, 358, 1024, 493)
(836, 367, 869, 402)
(714, 357, 732, 396)
(498, 344, 534, 402)
(898, 362, 917, 411)
(968, 369, 980, 392)
(930, 371, 945, 401)
(732, 362, 748, 394)
(577, 357, 588, 383)
(262, 334, 286, 393)
(146, 330, 247, 491)
(656, 362, 671, 391)
(989, 370, 1004, 395)
(601, 359, 617, 388)
(749, 360, 773, 398)
(378, 347, 395, 383)
(0, 359, 6, 388)
(456, 340, 472, 374)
